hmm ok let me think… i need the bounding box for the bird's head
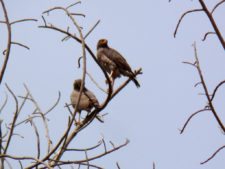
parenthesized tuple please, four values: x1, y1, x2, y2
(73, 79, 83, 90)
(97, 39, 108, 49)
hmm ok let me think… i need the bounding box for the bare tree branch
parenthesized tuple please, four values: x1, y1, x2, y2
(0, 93, 8, 113)
(11, 42, 30, 50)
(10, 19, 37, 25)
(0, 0, 12, 85)
(180, 108, 211, 134)
(193, 43, 225, 132)
(202, 32, 216, 41)
(24, 84, 53, 154)
(211, 0, 225, 14)
(29, 118, 41, 159)
(210, 80, 225, 101)
(174, 9, 203, 38)
(84, 20, 100, 39)
(198, 0, 225, 50)
(201, 145, 225, 164)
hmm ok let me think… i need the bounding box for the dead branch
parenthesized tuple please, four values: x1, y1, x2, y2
(174, 9, 203, 38)
(211, 0, 225, 14)
(86, 71, 108, 94)
(201, 145, 225, 164)
(70, 13, 85, 17)
(84, 20, 100, 39)
(116, 162, 121, 169)
(29, 118, 41, 159)
(11, 42, 30, 50)
(180, 108, 211, 134)
(66, 1, 81, 9)
(0, 93, 8, 113)
(193, 43, 225, 132)
(0, 0, 12, 85)
(3, 84, 19, 154)
(49, 139, 129, 168)
(38, 25, 112, 89)
(198, 0, 225, 49)
(202, 32, 216, 41)
(44, 91, 61, 115)
(210, 80, 225, 101)
(65, 140, 102, 152)
(10, 19, 37, 25)
(24, 84, 53, 154)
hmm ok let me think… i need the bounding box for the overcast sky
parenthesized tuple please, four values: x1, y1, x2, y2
(1, 0, 225, 169)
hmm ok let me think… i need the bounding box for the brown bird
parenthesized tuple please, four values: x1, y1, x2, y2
(70, 79, 99, 123)
(97, 39, 140, 88)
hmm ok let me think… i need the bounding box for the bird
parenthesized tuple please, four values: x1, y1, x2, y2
(70, 79, 100, 124)
(96, 39, 140, 88)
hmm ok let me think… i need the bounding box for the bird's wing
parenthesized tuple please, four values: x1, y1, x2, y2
(103, 48, 132, 72)
(84, 90, 99, 107)
(70, 90, 90, 110)
(97, 49, 117, 73)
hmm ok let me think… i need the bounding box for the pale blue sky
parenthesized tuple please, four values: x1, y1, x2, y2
(1, 0, 225, 169)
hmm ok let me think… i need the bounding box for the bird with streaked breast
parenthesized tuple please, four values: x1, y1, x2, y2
(96, 39, 140, 88)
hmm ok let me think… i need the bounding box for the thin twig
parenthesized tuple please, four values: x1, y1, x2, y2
(11, 42, 30, 50)
(201, 145, 225, 164)
(210, 80, 225, 101)
(199, 0, 225, 49)
(84, 20, 100, 39)
(29, 118, 41, 159)
(179, 108, 211, 134)
(70, 13, 85, 17)
(4, 84, 19, 153)
(66, 1, 81, 9)
(174, 9, 203, 38)
(10, 19, 37, 25)
(193, 43, 225, 132)
(24, 84, 52, 154)
(202, 32, 216, 41)
(50, 139, 129, 167)
(116, 162, 121, 169)
(86, 71, 107, 94)
(0, 93, 8, 114)
(0, 0, 12, 85)
(66, 140, 102, 152)
(211, 0, 225, 14)
(44, 91, 61, 115)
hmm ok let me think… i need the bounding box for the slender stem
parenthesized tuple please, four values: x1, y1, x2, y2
(0, 0, 12, 85)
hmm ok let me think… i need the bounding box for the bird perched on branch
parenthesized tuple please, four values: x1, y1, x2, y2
(70, 79, 100, 124)
(97, 39, 140, 88)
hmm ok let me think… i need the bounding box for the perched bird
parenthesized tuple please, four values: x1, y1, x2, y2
(96, 39, 140, 88)
(70, 79, 99, 123)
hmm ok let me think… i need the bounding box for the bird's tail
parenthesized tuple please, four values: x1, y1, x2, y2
(132, 77, 140, 88)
